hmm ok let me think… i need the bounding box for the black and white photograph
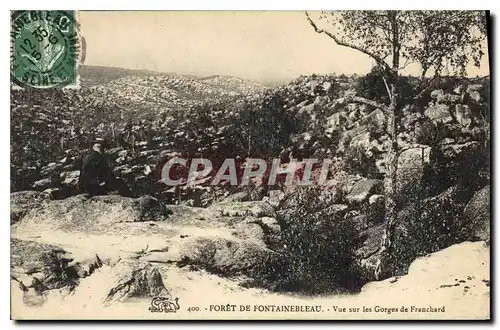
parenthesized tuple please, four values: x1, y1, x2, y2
(9, 10, 491, 320)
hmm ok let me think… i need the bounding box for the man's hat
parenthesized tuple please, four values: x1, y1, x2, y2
(91, 137, 106, 146)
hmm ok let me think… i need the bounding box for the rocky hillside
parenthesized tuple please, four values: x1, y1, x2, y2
(80, 65, 265, 112)
(79, 65, 164, 86)
(88, 74, 264, 112)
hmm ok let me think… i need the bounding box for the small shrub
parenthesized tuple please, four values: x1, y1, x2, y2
(270, 186, 362, 293)
(355, 65, 416, 106)
(343, 144, 375, 177)
(383, 187, 470, 277)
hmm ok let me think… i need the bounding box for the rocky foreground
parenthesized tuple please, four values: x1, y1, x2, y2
(11, 194, 489, 320)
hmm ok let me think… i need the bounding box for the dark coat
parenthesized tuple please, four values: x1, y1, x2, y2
(78, 150, 115, 189)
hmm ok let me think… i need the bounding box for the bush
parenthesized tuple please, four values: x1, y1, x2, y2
(269, 186, 362, 293)
(382, 186, 471, 277)
(343, 144, 375, 177)
(355, 65, 416, 106)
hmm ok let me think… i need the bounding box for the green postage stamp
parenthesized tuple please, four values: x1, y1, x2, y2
(11, 10, 81, 88)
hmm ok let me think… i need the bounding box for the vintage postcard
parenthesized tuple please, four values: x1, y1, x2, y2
(10, 10, 491, 320)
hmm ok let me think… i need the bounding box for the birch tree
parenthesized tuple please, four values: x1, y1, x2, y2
(306, 10, 487, 278)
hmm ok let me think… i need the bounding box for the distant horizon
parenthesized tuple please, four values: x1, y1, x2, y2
(79, 11, 490, 83)
(80, 63, 491, 86)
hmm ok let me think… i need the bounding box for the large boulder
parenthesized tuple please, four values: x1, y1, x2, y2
(14, 194, 171, 234)
(349, 131, 371, 150)
(463, 185, 490, 242)
(298, 103, 315, 115)
(345, 179, 383, 204)
(103, 260, 169, 303)
(11, 239, 73, 287)
(430, 89, 461, 104)
(424, 103, 453, 124)
(11, 238, 103, 306)
(139, 235, 278, 278)
(367, 194, 385, 224)
(11, 238, 167, 307)
(40, 162, 63, 177)
(11, 191, 47, 224)
(395, 145, 432, 197)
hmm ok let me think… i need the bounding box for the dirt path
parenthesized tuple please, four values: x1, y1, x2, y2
(11, 229, 490, 320)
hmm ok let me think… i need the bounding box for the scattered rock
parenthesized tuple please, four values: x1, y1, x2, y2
(32, 178, 56, 191)
(268, 190, 285, 208)
(325, 112, 347, 132)
(467, 91, 481, 103)
(60, 170, 80, 188)
(455, 104, 472, 127)
(430, 89, 444, 100)
(345, 179, 383, 204)
(209, 201, 275, 218)
(223, 191, 251, 203)
(467, 84, 483, 92)
(424, 103, 453, 124)
(463, 185, 490, 242)
(438, 141, 481, 159)
(369, 194, 384, 205)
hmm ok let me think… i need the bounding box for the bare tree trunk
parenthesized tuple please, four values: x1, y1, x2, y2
(375, 11, 400, 280)
(375, 82, 398, 280)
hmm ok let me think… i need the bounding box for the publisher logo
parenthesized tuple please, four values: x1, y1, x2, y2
(149, 297, 180, 313)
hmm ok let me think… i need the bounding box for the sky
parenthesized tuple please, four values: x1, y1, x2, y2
(79, 11, 490, 82)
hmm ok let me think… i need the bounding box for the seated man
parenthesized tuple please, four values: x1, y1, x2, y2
(78, 138, 133, 197)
